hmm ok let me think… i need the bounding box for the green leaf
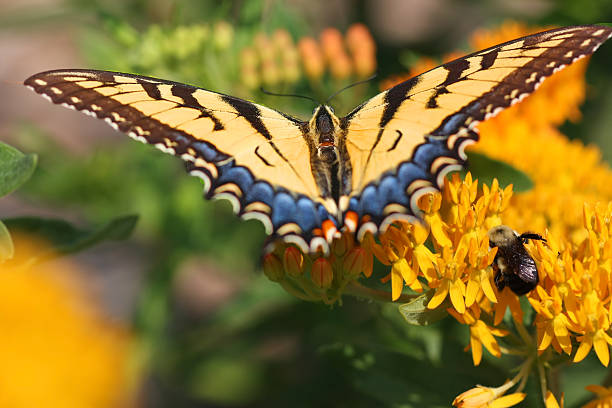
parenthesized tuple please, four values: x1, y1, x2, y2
(4, 215, 138, 262)
(0, 220, 14, 262)
(398, 290, 449, 326)
(0, 141, 37, 197)
(463, 151, 533, 192)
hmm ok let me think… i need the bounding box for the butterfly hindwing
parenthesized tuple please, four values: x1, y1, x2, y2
(24, 69, 332, 252)
(342, 25, 612, 237)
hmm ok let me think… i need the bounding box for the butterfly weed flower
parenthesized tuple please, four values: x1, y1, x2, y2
(453, 383, 526, 408)
(298, 36, 325, 81)
(0, 236, 136, 407)
(346, 23, 377, 78)
(212, 21, 234, 51)
(584, 385, 612, 408)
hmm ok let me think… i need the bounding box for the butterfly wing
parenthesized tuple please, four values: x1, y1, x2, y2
(24, 69, 331, 253)
(342, 25, 612, 238)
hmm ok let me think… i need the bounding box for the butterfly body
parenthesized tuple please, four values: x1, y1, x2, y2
(24, 25, 612, 254)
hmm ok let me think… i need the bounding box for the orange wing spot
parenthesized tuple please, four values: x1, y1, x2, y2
(361, 215, 372, 223)
(319, 142, 334, 147)
(312, 228, 324, 237)
(344, 211, 359, 232)
(321, 219, 338, 242)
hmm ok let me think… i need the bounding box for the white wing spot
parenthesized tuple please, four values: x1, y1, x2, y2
(154, 143, 176, 155)
(189, 169, 211, 194)
(127, 132, 147, 144)
(104, 117, 119, 130)
(60, 102, 76, 110)
(593, 29, 606, 37)
(241, 212, 273, 235)
(90, 104, 102, 111)
(50, 87, 62, 95)
(70, 96, 82, 103)
(34, 79, 47, 86)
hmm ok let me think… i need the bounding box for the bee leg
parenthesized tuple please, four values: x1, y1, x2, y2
(519, 232, 546, 244)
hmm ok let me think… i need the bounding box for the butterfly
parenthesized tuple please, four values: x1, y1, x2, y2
(25, 25, 611, 254)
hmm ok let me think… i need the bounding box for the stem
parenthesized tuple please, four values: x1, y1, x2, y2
(279, 280, 319, 302)
(515, 319, 533, 346)
(344, 281, 419, 303)
(537, 354, 549, 405)
(514, 355, 535, 393)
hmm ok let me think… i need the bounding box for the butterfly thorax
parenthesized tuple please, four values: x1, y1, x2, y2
(307, 106, 352, 215)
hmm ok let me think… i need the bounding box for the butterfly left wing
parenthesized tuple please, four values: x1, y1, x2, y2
(341, 25, 612, 238)
(24, 69, 333, 253)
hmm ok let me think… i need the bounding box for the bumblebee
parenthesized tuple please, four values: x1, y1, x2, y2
(487, 225, 546, 295)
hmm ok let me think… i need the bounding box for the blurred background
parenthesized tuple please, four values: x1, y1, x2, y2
(1, 0, 612, 406)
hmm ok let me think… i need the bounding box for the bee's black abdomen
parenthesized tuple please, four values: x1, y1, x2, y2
(488, 225, 544, 296)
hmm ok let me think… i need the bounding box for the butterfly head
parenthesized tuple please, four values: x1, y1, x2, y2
(311, 105, 341, 164)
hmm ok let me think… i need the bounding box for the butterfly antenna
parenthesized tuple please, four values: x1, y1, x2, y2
(324, 74, 377, 105)
(260, 87, 319, 105)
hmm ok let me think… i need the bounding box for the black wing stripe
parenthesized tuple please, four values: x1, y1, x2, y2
(141, 82, 162, 100)
(480, 48, 499, 69)
(432, 26, 612, 136)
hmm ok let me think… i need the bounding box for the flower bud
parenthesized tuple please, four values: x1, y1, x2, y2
(352, 50, 376, 78)
(241, 47, 259, 69)
(213, 21, 234, 50)
(320, 28, 344, 61)
(273, 28, 293, 52)
(453, 386, 496, 407)
(240, 66, 260, 89)
(311, 257, 333, 288)
(298, 37, 324, 80)
(346, 23, 375, 56)
(343, 247, 366, 277)
(330, 54, 352, 80)
(254, 33, 274, 61)
(332, 233, 350, 257)
(261, 59, 280, 85)
(283, 60, 301, 83)
(283, 246, 304, 277)
(263, 253, 284, 282)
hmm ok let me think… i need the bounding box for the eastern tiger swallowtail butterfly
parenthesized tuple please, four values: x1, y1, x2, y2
(24, 25, 612, 254)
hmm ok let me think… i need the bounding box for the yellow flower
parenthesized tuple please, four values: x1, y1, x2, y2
(453, 384, 525, 408)
(448, 305, 508, 365)
(545, 391, 564, 408)
(266, 21, 612, 383)
(0, 236, 136, 407)
(584, 385, 612, 408)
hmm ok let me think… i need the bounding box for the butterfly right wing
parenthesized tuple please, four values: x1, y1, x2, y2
(341, 25, 612, 238)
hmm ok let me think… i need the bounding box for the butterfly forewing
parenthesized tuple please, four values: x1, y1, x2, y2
(342, 25, 612, 233)
(25, 69, 331, 251)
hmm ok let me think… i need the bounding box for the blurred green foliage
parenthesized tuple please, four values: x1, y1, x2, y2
(5, 0, 612, 406)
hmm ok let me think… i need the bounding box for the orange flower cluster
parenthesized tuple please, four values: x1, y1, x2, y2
(240, 24, 376, 90)
(298, 23, 376, 81)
